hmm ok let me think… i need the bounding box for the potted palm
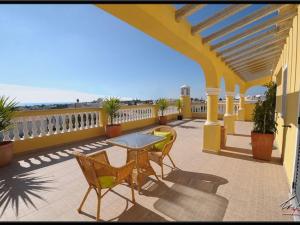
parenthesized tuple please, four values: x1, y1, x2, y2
(0, 96, 17, 167)
(251, 81, 277, 161)
(103, 97, 122, 138)
(176, 99, 183, 120)
(156, 98, 169, 125)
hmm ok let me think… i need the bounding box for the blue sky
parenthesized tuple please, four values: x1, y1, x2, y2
(0, 4, 267, 103)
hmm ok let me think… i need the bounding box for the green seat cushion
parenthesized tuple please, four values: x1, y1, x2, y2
(153, 131, 172, 151)
(98, 176, 116, 188)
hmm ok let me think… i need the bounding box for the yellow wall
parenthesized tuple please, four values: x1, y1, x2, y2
(273, 5, 300, 187)
(244, 103, 255, 122)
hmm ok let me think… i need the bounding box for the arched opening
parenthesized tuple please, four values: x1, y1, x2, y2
(245, 85, 267, 102)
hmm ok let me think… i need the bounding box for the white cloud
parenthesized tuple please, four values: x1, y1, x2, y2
(0, 84, 132, 104)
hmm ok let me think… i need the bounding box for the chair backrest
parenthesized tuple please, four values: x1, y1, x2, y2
(152, 125, 177, 143)
(73, 151, 99, 187)
(152, 126, 177, 157)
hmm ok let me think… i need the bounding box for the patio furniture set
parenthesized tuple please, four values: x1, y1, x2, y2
(72, 125, 177, 221)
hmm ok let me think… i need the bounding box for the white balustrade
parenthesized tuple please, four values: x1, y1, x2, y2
(191, 103, 207, 113)
(218, 103, 226, 114)
(192, 102, 239, 115)
(160, 105, 179, 116)
(112, 107, 154, 124)
(2, 110, 100, 142)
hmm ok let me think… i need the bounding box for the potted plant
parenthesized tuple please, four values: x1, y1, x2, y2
(251, 81, 277, 161)
(0, 96, 17, 167)
(176, 99, 183, 120)
(103, 97, 122, 138)
(156, 98, 169, 125)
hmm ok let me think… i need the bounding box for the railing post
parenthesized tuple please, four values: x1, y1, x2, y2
(153, 104, 159, 123)
(180, 95, 192, 119)
(100, 108, 108, 128)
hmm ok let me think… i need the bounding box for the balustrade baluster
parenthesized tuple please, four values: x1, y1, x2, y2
(90, 112, 94, 128)
(61, 114, 67, 133)
(40, 116, 46, 136)
(13, 119, 20, 141)
(47, 116, 53, 135)
(95, 112, 99, 127)
(54, 115, 60, 134)
(31, 117, 38, 138)
(23, 118, 30, 139)
(3, 130, 10, 141)
(74, 113, 79, 130)
(87, 113, 91, 128)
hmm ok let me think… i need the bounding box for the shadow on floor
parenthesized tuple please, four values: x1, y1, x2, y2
(164, 168, 228, 194)
(79, 189, 167, 222)
(220, 146, 282, 165)
(178, 125, 198, 129)
(0, 172, 54, 218)
(166, 119, 193, 128)
(2, 137, 114, 177)
(230, 133, 251, 138)
(141, 169, 229, 221)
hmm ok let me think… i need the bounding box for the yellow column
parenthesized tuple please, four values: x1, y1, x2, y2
(237, 93, 245, 121)
(203, 88, 221, 153)
(180, 95, 192, 119)
(223, 91, 235, 134)
(100, 108, 108, 127)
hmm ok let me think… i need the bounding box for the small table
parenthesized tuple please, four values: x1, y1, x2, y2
(106, 132, 165, 193)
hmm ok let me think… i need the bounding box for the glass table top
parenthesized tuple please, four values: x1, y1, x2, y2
(106, 132, 166, 150)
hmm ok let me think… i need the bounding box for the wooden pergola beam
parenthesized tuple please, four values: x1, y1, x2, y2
(234, 63, 275, 74)
(229, 50, 282, 68)
(237, 65, 273, 73)
(223, 39, 286, 62)
(226, 46, 283, 65)
(175, 4, 205, 22)
(211, 9, 297, 50)
(237, 55, 280, 76)
(203, 4, 285, 43)
(237, 66, 273, 75)
(217, 26, 289, 57)
(230, 52, 281, 70)
(238, 66, 274, 75)
(216, 27, 277, 57)
(234, 62, 274, 73)
(191, 4, 250, 35)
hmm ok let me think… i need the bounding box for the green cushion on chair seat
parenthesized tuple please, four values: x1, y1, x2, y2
(98, 176, 116, 188)
(153, 131, 172, 151)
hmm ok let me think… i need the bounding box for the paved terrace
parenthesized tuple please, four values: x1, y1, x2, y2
(0, 119, 292, 221)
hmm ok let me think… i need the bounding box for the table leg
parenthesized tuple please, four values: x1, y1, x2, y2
(127, 148, 159, 194)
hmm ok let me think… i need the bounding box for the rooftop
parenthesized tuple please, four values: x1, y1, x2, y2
(0, 119, 291, 221)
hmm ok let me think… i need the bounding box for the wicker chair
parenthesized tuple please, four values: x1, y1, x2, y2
(148, 125, 177, 179)
(73, 150, 135, 221)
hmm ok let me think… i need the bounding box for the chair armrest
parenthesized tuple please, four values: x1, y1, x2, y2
(87, 150, 105, 158)
(90, 158, 118, 177)
(115, 160, 135, 183)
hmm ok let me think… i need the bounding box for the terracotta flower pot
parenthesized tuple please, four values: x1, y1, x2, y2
(251, 132, 274, 161)
(105, 124, 122, 138)
(220, 126, 226, 149)
(159, 116, 167, 125)
(0, 141, 13, 167)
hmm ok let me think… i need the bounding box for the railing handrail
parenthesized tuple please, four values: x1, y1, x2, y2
(13, 107, 101, 118)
